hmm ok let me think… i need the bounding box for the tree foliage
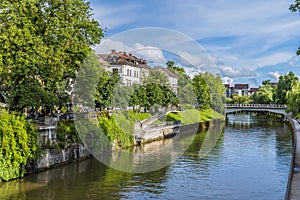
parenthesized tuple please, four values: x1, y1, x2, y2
(95, 72, 120, 110)
(201, 73, 225, 113)
(129, 83, 176, 111)
(251, 85, 274, 104)
(192, 74, 211, 109)
(192, 73, 225, 113)
(74, 54, 103, 109)
(166, 61, 197, 106)
(287, 81, 300, 114)
(273, 72, 298, 104)
(0, 110, 37, 181)
(290, 0, 300, 55)
(0, 0, 104, 111)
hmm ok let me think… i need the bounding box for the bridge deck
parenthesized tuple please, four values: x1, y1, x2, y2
(225, 104, 287, 115)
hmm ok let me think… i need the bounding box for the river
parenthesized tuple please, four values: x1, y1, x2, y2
(0, 113, 293, 200)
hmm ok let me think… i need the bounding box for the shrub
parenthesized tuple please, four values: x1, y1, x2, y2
(0, 110, 37, 181)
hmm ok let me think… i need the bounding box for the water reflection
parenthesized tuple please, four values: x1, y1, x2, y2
(0, 114, 293, 200)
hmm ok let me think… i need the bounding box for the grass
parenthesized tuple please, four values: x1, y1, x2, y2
(133, 112, 152, 121)
(167, 108, 225, 125)
(98, 112, 135, 148)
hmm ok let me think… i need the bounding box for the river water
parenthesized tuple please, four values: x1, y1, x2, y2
(0, 113, 293, 200)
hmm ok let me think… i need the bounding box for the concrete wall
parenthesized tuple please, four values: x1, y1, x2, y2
(285, 116, 300, 200)
(26, 125, 91, 174)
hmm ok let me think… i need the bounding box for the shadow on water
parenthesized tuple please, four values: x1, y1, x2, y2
(0, 113, 292, 200)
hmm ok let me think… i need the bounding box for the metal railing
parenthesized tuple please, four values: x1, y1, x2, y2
(225, 104, 287, 109)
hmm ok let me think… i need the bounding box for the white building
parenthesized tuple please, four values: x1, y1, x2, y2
(97, 50, 178, 92)
(154, 66, 178, 94)
(97, 50, 148, 86)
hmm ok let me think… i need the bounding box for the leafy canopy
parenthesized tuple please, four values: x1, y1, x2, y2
(0, 0, 104, 111)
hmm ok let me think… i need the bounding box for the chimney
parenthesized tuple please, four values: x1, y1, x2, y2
(111, 49, 116, 54)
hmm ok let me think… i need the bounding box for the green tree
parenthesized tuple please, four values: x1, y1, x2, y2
(143, 70, 169, 86)
(129, 83, 176, 111)
(273, 72, 298, 104)
(166, 61, 197, 106)
(129, 86, 147, 111)
(262, 79, 271, 86)
(201, 73, 225, 113)
(251, 85, 273, 104)
(0, 0, 104, 112)
(74, 54, 103, 109)
(112, 85, 134, 110)
(192, 74, 211, 109)
(287, 81, 300, 114)
(95, 72, 120, 110)
(232, 94, 250, 104)
(166, 60, 185, 75)
(290, 0, 300, 55)
(0, 110, 37, 181)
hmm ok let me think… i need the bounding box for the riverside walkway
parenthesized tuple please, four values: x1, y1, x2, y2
(286, 116, 300, 200)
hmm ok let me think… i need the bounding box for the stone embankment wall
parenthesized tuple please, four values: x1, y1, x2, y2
(285, 116, 300, 200)
(26, 125, 91, 174)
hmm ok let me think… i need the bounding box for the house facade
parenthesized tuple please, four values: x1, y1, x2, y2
(97, 50, 148, 86)
(154, 66, 178, 93)
(225, 84, 257, 98)
(97, 50, 177, 91)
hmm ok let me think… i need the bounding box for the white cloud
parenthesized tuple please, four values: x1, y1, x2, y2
(90, 0, 300, 81)
(219, 65, 254, 78)
(268, 71, 280, 81)
(289, 56, 299, 66)
(222, 77, 233, 84)
(176, 50, 219, 74)
(133, 43, 167, 65)
(96, 39, 133, 53)
(254, 52, 294, 68)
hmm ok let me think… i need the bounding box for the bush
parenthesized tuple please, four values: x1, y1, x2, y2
(98, 113, 134, 148)
(0, 110, 37, 181)
(56, 121, 81, 149)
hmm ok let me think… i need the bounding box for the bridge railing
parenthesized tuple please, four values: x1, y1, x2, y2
(225, 104, 287, 109)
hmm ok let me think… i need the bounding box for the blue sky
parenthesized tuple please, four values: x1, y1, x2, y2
(89, 0, 300, 87)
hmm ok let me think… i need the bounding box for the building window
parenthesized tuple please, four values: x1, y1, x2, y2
(136, 71, 138, 78)
(130, 70, 132, 76)
(112, 68, 118, 74)
(127, 69, 129, 76)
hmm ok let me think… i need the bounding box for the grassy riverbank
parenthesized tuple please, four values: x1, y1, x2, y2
(166, 108, 225, 125)
(96, 108, 224, 148)
(98, 112, 135, 149)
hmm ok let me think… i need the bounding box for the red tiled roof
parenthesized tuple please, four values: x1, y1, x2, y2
(97, 50, 148, 66)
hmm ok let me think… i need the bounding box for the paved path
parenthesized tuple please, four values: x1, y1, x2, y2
(286, 117, 300, 200)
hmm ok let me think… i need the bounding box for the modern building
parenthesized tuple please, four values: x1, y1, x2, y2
(224, 84, 257, 98)
(224, 84, 235, 98)
(234, 84, 249, 96)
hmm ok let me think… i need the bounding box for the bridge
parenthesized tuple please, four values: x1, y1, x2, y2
(225, 104, 287, 116)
